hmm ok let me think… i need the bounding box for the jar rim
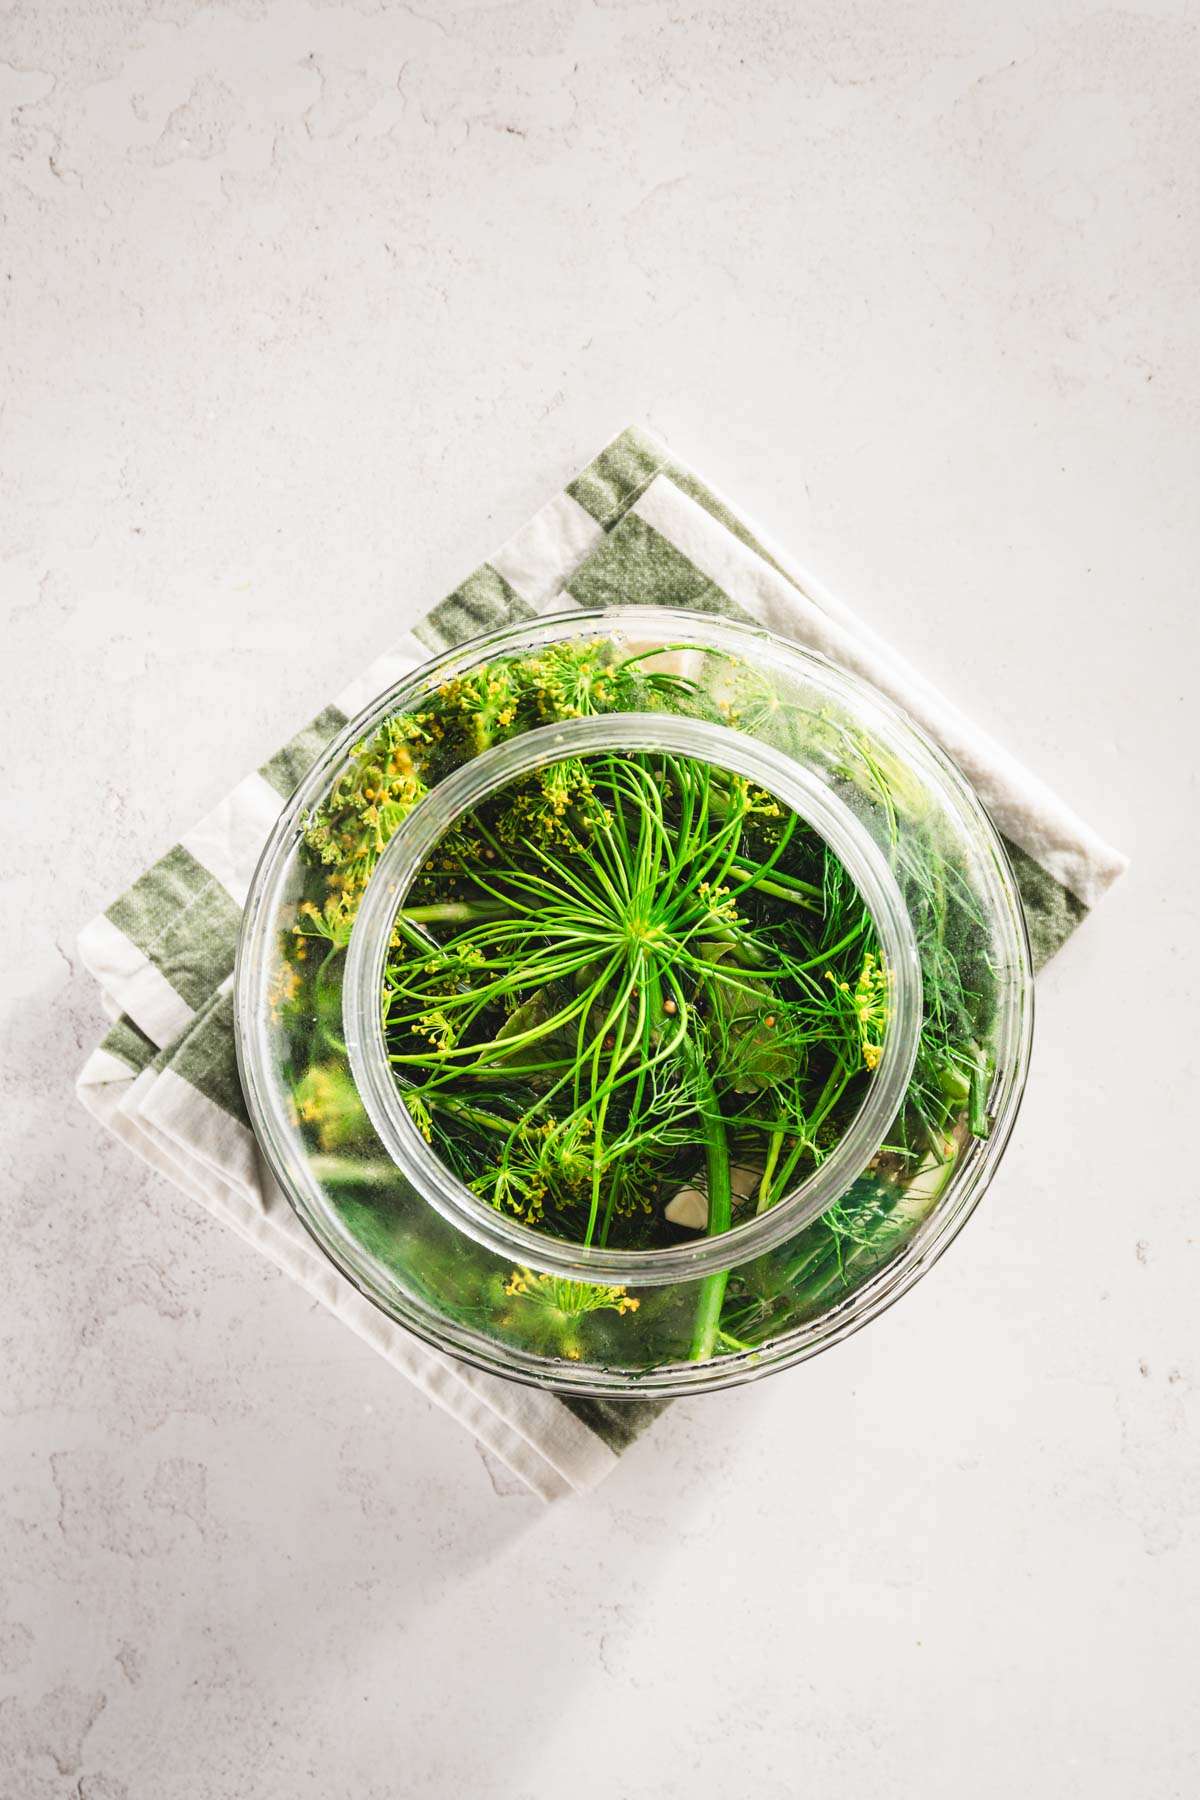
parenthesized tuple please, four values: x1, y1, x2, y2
(342, 711, 924, 1286)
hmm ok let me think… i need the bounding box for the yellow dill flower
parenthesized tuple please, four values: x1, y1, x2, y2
(267, 958, 301, 1021)
(415, 1009, 458, 1053)
(291, 1063, 371, 1151)
(838, 951, 889, 1070)
(402, 1091, 434, 1144)
(503, 1269, 640, 1318)
(698, 881, 739, 926)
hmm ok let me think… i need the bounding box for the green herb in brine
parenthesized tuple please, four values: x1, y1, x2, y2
(276, 638, 999, 1368)
(378, 747, 888, 1261)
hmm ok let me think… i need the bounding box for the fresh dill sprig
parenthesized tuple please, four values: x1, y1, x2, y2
(380, 747, 884, 1260)
(278, 637, 1000, 1368)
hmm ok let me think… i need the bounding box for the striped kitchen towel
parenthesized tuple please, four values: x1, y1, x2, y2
(77, 425, 1127, 1499)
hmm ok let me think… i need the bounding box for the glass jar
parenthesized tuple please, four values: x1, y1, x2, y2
(235, 608, 1033, 1396)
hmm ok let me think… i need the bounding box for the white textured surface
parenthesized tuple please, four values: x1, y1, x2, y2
(2, 3, 1196, 1796)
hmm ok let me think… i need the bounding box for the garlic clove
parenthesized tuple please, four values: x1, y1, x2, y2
(664, 1186, 709, 1230)
(729, 1164, 761, 1202)
(664, 1166, 763, 1230)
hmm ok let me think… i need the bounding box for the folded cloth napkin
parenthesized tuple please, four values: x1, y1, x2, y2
(77, 426, 1127, 1500)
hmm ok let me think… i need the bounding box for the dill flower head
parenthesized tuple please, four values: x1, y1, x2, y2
(503, 1270, 639, 1358)
(504, 1270, 638, 1315)
(526, 644, 627, 720)
(402, 1090, 434, 1143)
(300, 723, 429, 938)
(698, 881, 740, 927)
(291, 1062, 371, 1152)
(852, 952, 889, 1068)
(267, 956, 301, 1021)
(440, 666, 521, 751)
(415, 1008, 459, 1054)
(828, 952, 890, 1070)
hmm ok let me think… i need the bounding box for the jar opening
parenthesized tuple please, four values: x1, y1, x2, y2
(344, 714, 923, 1287)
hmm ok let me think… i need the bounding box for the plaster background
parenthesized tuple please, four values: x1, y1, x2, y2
(2, 3, 1197, 1795)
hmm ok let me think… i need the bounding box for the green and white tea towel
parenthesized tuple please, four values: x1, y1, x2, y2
(77, 426, 1127, 1500)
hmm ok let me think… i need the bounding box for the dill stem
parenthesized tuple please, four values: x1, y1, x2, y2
(728, 866, 821, 907)
(688, 1052, 733, 1362)
(757, 1060, 855, 1209)
(968, 1043, 991, 1139)
(756, 1129, 785, 1214)
(424, 1095, 518, 1135)
(396, 901, 505, 924)
(765, 1135, 806, 1208)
